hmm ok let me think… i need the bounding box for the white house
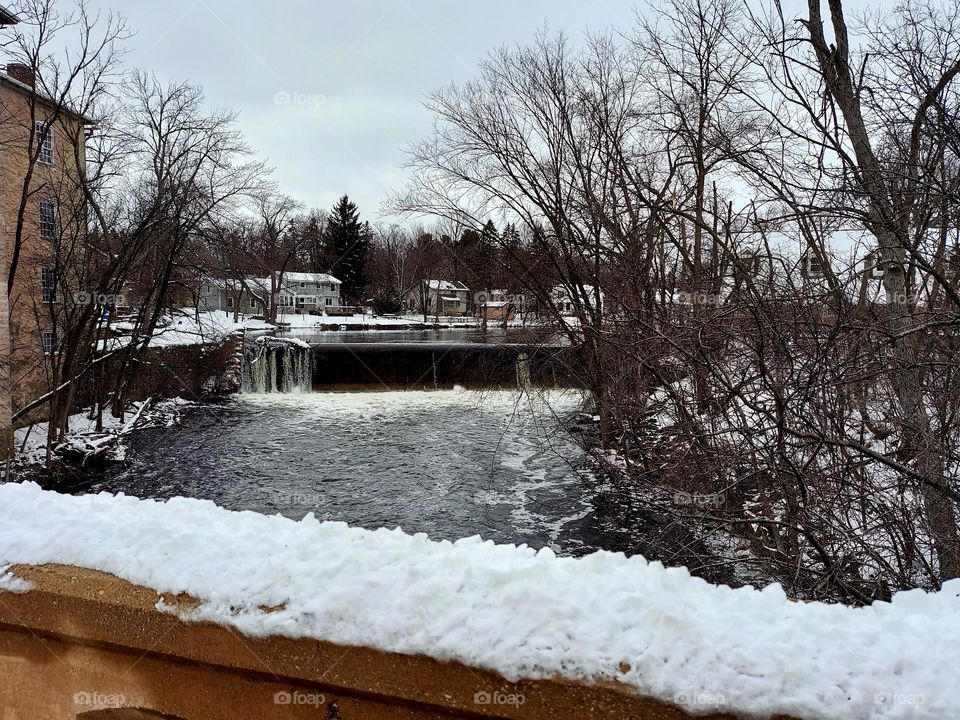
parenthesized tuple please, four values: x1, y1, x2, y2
(550, 284, 603, 315)
(406, 280, 471, 317)
(200, 273, 342, 316)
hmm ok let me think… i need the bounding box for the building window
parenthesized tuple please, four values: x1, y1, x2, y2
(36, 121, 54, 165)
(278, 295, 294, 307)
(41, 266, 57, 302)
(39, 200, 57, 240)
(249, 296, 257, 309)
(300, 282, 306, 288)
(226, 296, 234, 309)
(42, 330, 56, 354)
(325, 297, 333, 306)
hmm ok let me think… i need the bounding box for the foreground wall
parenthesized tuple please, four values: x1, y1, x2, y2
(0, 564, 777, 720)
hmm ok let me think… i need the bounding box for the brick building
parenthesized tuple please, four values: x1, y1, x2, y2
(1, 7, 93, 457)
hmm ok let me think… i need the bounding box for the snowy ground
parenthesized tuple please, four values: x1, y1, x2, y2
(13, 399, 193, 467)
(1, 482, 956, 719)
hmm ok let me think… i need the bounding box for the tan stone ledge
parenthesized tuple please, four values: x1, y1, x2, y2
(0, 563, 797, 720)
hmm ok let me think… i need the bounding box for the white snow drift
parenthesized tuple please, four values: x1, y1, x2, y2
(0, 481, 956, 720)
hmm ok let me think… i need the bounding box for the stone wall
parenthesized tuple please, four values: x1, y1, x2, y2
(0, 564, 796, 720)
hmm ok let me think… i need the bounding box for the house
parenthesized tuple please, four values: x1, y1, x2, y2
(550, 285, 603, 315)
(406, 280, 470, 317)
(0, 47, 94, 452)
(475, 289, 525, 322)
(199, 272, 342, 317)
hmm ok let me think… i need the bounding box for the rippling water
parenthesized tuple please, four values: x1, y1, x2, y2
(67, 388, 644, 555)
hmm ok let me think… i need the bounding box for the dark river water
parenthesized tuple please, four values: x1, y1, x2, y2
(56, 388, 646, 556)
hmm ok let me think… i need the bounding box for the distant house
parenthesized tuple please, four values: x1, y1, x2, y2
(475, 289, 525, 322)
(550, 285, 602, 315)
(406, 280, 470, 317)
(200, 272, 342, 316)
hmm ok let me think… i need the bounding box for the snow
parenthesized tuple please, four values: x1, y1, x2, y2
(13, 403, 144, 465)
(13, 399, 193, 466)
(0, 482, 956, 719)
(0, 565, 33, 593)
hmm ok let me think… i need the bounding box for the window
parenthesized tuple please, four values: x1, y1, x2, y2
(249, 296, 257, 309)
(948, 250, 960, 273)
(279, 295, 294, 307)
(300, 282, 306, 288)
(42, 330, 56, 354)
(325, 297, 333, 306)
(226, 296, 234, 309)
(36, 121, 54, 165)
(39, 200, 57, 240)
(41, 266, 57, 302)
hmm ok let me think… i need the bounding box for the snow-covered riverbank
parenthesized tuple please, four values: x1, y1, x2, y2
(1, 481, 956, 720)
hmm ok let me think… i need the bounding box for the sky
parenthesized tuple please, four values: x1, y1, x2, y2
(80, 0, 866, 226)
(76, 0, 632, 224)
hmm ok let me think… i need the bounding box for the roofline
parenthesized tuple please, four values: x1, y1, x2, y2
(0, 5, 19, 25)
(0, 73, 96, 125)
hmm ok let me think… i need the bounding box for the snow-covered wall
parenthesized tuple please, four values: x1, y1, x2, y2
(0, 482, 957, 720)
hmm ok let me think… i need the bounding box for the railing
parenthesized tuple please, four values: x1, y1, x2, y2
(0, 564, 778, 720)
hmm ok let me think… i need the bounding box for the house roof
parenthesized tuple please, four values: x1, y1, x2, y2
(284, 272, 342, 285)
(440, 295, 461, 302)
(0, 71, 96, 125)
(425, 279, 469, 291)
(204, 274, 342, 295)
(0, 5, 19, 24)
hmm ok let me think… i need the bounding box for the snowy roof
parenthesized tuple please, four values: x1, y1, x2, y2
(425, 280, 469, 292)
(440, 295, 461, 302)
(1, 482, 958, 720)
(283, 272, 342, 285)
(206, 274, 342, 294)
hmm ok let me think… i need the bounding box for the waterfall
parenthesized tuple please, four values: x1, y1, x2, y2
(242, 337, 314, 393)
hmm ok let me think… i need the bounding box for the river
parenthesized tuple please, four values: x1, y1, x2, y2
(58, 388, 638, 556)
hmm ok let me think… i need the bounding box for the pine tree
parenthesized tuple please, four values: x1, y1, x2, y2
(324, 195, 369, 303)
(475, 220, 498, 293)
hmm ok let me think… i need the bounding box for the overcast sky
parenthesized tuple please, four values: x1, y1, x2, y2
(86, 0, 855, 225)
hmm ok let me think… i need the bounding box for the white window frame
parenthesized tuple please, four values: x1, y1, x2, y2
(249, 296, 257, 309)
(278, 294, 294, 308)
(36, 121, 54, 165)
(325, 297, 333, 306)
(226, 296, 234, 309)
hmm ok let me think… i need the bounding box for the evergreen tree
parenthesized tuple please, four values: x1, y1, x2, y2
(477, 220, 499, 289)
(324, 195, 369, 303)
